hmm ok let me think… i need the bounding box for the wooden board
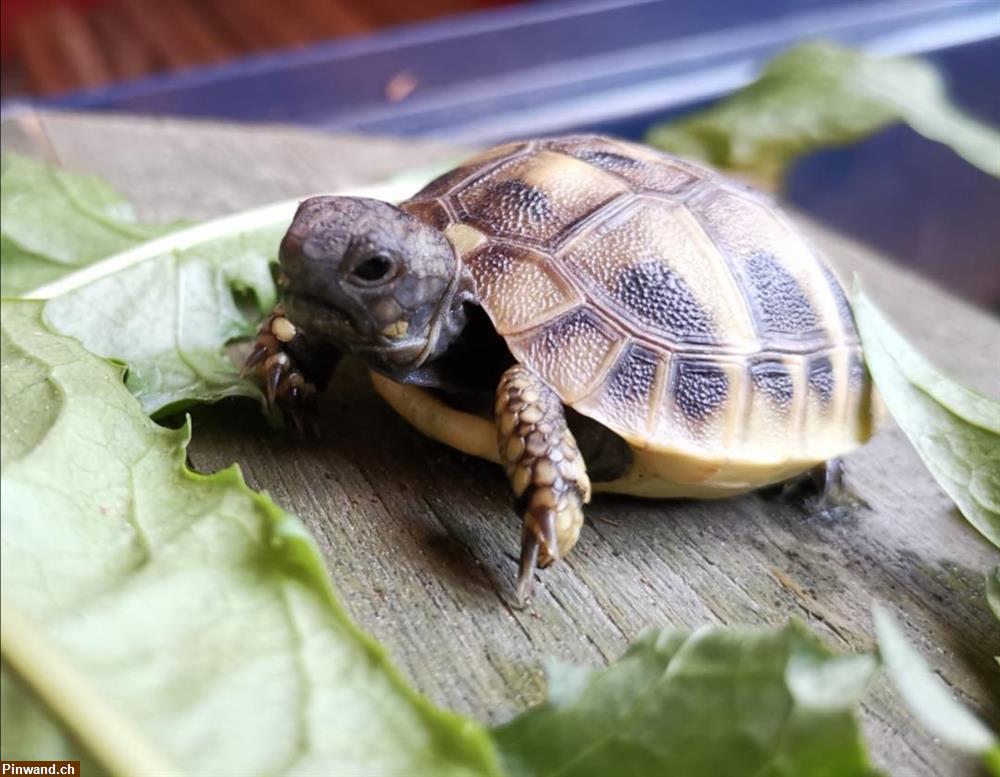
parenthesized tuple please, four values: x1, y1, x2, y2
(4, 109, 998, 777)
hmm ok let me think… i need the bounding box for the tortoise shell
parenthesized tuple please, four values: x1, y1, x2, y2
(400, 135, 874, 486)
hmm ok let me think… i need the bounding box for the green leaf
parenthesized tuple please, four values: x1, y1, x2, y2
(0, 154, 175, 297)
(0, 300, 501, 777)
(492, 621, 879, 777)
(873, 605, 999, 772)
(645, 42, 1000, 185)
(852, 287, 1000, 548)
(21, 161, 445, 418)
(41, 221, 281, 417)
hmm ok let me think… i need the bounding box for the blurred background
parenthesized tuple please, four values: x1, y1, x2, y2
(2, 0, 999, 309)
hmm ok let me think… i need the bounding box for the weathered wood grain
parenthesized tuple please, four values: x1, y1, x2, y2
(4, 110, 998, 777)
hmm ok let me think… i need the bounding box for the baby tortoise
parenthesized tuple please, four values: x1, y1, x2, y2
(245, 135, 877, 602)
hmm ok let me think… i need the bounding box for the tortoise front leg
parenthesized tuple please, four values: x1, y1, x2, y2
(242, 305, 340, 434)
(495, 364, 591, 604)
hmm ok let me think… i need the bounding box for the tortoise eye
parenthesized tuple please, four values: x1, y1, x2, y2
(351, 254, 395, 284)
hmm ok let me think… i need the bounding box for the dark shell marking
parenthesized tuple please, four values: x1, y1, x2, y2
(575, 150, 642, 171)
(743, 252, 819, 338)
(674, 361, 729, 421)
(613, 261, 715, 339)
(848, 353, 866, 389)
(750, 359, 794, 409)
(454, 152, 625, 245)
(808, 355, 835, 404)
(487, 180, 553, 223)
(589, 343, 660, 432)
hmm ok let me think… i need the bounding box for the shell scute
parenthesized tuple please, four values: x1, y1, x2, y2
(807, 354, 836, 405)
(672, 360, 729, 422)
(801, 349, 849, 447)
(454, 150, 627, 245)
(464, 243, 581, 335)
(559, 198, 755, 348)
(743, 356, 802, 455)
(820, 264, 860, 344)
(749, 359, 794, 410)
(575, 342, 662, 437)
(413, 141, 530, 200)
(658, 357, 745, 453)
(540, 136, 698, 194)
(402, 199, 451, 231)
(685, 186, 845, 349)
(509, 307, 622, 403)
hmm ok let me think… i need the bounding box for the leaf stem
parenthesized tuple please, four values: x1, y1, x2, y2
(1, 598, 181, 777)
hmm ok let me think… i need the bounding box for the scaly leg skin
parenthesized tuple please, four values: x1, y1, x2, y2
(495, 364, 591, 605)
(242, 305, 340, 435)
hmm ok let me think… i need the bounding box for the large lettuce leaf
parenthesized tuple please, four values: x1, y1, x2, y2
(0, 300, 501, 777)
(1, 154, 175, 297)
(41, 224, 280, 417)
(0, 152, 276, 416)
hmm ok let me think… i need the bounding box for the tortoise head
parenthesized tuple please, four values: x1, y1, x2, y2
(276, 196, 467, 373)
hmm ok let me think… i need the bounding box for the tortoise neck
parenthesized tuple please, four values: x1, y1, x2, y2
(409, 249, 475, 369)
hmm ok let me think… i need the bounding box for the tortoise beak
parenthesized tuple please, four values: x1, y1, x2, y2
(280, 288, 358, 339)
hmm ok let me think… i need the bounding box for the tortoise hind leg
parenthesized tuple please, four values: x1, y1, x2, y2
(809, 458, 844, 502)
(495, 364, 591, 604)
(773, 457, 852, 507)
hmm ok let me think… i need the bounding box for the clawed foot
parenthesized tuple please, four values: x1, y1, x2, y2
(516, 490, 586, 605)
(768, 458, 864, 512)
(242, 307, 320, 436)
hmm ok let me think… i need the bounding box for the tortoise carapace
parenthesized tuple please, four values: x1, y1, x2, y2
(244, 134, 876, 603)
